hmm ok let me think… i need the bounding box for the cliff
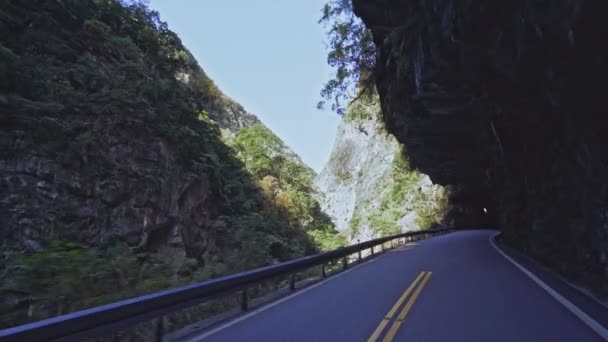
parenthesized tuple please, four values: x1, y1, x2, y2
(353, 0, 608, 295)
(315, 94, 445, 242)
(0, 0, 338, 327)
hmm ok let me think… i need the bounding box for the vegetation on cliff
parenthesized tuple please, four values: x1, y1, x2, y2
(347, 145, 447, 238)
(318, 0, 374, 115)
(316, 93, 446, 241)
(230, 124, 346, 251)
(317, 0, 447, 239)
(0, 0, 338, 328)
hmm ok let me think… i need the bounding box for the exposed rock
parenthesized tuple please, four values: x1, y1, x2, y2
(0, 0, 322, 327)
(354, 0, 608, 294)
(315, 95, 445, 242)
(196, 84, 261, 138)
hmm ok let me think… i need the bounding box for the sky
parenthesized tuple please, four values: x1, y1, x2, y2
(148, 0, 341, 172)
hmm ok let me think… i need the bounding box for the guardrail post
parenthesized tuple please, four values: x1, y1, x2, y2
(241, 290, 248, 311)
(0, 229, 452, 341)
(155, 316, 165, 342)
(381, 243, 385, 253)
(290, 274, 296, 291)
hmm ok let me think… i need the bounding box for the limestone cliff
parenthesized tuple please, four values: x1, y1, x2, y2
(315, 95, 445, 242)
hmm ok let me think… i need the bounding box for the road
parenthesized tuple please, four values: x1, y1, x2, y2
(187, 230, 606, 342)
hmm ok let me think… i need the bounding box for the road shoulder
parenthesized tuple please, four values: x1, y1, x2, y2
(490, 233, 608, 340)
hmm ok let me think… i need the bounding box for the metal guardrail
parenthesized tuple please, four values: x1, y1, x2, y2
(0, 228, 453, 341)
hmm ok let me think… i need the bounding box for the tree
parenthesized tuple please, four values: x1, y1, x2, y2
(318, 0, 376, 115)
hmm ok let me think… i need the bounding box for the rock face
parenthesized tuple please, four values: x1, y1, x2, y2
(353, 0, 608, 294)
(1, 37, 272, 261)
(0, 70, 295, 261)
(316, 99, 393, 234)
(203, 90, 261, 138)
(315, 96, 444, 242)
(0, 1, 323, 327)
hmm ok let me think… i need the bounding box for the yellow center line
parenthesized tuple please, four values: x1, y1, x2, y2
(382, 272, 432, 342)
(367, 271, 426, 342)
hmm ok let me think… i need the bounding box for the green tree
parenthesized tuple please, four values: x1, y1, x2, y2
(318, 0, 376, 115)
(230, 124, 284, 178)
(229, 125, 346, 250)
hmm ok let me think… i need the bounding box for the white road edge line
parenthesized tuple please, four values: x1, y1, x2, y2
(184, 245, 408, 342)
(489, 232, 608, 341)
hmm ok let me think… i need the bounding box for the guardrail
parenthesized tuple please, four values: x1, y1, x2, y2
(0, 228, 453, 341)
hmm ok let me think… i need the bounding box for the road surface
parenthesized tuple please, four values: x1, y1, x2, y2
(186, 230, 607, 342)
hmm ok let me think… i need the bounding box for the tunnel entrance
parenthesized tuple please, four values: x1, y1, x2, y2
(442, 184, 497, 229)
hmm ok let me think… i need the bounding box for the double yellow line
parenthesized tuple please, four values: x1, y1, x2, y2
(368, 271, 432, 342)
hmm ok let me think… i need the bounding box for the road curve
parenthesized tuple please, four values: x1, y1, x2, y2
(187, 230, 606, 342)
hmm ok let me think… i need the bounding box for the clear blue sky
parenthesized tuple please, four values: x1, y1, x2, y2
(149, 0, 341, 172)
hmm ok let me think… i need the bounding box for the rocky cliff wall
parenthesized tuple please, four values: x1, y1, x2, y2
(315, 96, 444, 242)
(0, 0, 320, 327)
(354, 0, 608, 295)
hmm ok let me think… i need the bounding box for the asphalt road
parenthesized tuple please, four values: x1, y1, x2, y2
(188, 230, 607, 342)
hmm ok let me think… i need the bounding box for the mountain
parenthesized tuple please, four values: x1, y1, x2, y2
(315, 94, 446, 242)
(0, 0, 340, 328)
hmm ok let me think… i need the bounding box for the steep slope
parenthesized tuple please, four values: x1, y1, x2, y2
(196, 88, 260, 137)
(0, 0, 338, 328)
(231, 124, 345, 251)
(316, 95, 445, 241)
(353, 0, 608, 295)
